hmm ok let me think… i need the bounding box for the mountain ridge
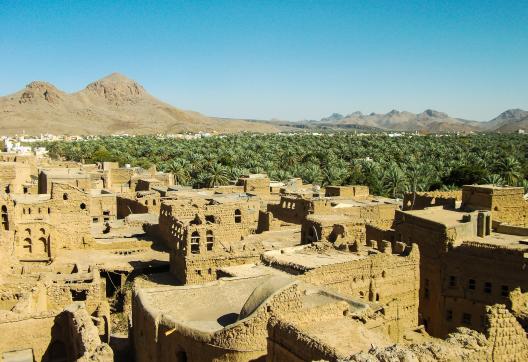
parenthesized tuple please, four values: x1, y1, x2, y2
(1, 74, 526, 134)
(0, 73, 280, 135)
(314, 108, 528, 133)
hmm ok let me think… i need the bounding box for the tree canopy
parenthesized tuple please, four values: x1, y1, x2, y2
(39, 133, 528, 197)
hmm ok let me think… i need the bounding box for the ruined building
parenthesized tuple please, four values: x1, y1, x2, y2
(1, 150, 528, 362)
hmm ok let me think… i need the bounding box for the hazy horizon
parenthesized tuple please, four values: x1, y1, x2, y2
(1, 1, 527, 122)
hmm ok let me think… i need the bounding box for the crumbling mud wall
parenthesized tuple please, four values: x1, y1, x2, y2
(132, 281, 302, 362)
(403, 190, 461, 211)
(58, 303, 113, 361)
(298, 245, 420, 335)
(462, 185, 528, 226)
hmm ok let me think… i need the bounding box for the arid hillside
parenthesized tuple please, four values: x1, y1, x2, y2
(315, 108, 528, 133)
(317, 109, 482, 133)
(0, 73, 280, 135)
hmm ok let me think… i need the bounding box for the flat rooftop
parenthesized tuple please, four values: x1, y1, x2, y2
(306, 214, 354, 225)
(464, 232, 528, 251)
(137, 275, 274, 333)
(401, 207, 472, 228)
(40, 168, 89, 178)
(289, 315, 392, 357)
(53, 245, 169, 273)
(262, 245, 367, 272)
(242, 226, 301, 250)
(463, 184, 524, 191)
(208, 193, 256, 204)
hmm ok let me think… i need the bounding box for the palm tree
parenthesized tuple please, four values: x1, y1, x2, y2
(302, 164, 323, 185)
(203, 163, 229, 188)
(405, 163, 432, 193)
(498, 156, 522, 186)
(383, 163, 408, 198)
(482, 174, 505, 186)
(165, 160, 191, 185)
(323, 165, 348, 186)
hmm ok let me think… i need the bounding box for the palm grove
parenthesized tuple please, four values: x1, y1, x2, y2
(40, 134, 528, 198)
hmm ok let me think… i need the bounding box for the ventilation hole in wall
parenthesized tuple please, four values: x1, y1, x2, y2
(80, 203, 86, 210)
(63, 193, 68, 200)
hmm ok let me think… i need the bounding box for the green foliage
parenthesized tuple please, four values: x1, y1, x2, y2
(36, 133, 528, 197)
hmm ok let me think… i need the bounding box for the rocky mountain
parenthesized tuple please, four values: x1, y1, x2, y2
(484, 109, 528, 133)
(0, 73, 280, 135)
(316, 109, 482, 133)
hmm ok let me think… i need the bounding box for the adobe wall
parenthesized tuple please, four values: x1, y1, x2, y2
(117, 192, 160, 218)
(301, 218, 367, 248)
(0, 162, 32, 194)
(324, 185, 369, 198)
(266, 303, 353, 362)
(4, 183, 97, 262)
(48, 183, 94, 249)
(107, 168, 134, 193)
(59, 303, 113, 361)
(365, 224, 395, 245)
(89, 193, 117, 224)
(394, 208, 528, 337)
(38, 169, 94, 194)
(237, 175, 271, 196)
(439, 242, 528, 336)
(0, 312, 57, 362)
(132, 282, 303, 362)
(298, 246, 420, 334)
(160, 198, 260, 250)
(393, 210, 465, 336)
(171, 252, 261, 284)
(0, 304, 112, 362)
(462, 185, 528, 226)
(403, 190, 461, 211)
(267, 196, 313, 224)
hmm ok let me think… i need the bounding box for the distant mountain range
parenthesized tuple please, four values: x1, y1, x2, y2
(0, 73, 526, 135)
(311, 109, 528, 133)
(0, 73, 280, 135)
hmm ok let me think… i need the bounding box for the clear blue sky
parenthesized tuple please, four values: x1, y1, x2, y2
(1, 1, 527, 121)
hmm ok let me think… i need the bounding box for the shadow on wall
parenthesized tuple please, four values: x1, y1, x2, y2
(41, 313, 69, 362)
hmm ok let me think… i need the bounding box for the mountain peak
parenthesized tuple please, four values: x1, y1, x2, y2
(98, 72, 136, 83)
(83, 72, 147, 104)
(18, 81, 64, 105)
(497, 108, 527, 119)
(419, 109, 448, 118)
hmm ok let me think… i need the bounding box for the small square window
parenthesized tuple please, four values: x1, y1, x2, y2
(449, 276, 457, 288)
(484, 282, 492, 294)
(462, 313, 472, 325)
(424, 288, 430, 299)
(501, 285, 509, 297)
(446, 310, 453, 321)
(468, 279, 476, 290)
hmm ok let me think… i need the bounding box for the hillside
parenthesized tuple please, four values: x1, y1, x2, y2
(316, 109, 482, 133)
(485, 109, 528, 133)
(0, 73, 280, 135)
